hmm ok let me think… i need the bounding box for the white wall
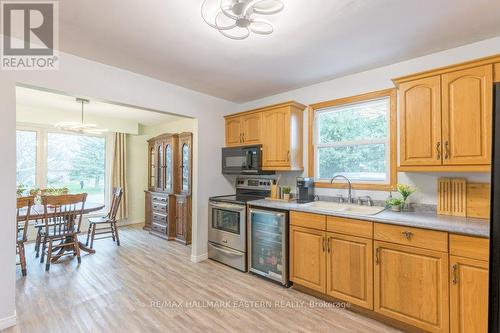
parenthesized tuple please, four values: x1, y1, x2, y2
(1, 51, 236, 327)
(237, 37, 500, 204)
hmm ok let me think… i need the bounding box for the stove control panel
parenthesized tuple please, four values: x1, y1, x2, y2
(236, 177, 273, 190)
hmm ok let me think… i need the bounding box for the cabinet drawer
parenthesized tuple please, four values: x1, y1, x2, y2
(152, 202, 167, 212)
(151, 222, 167, 235)
(152, 212, 167, 225)
(152, 195, 167, 203)
(290, 211, 326, 230)
(374, 223, 448, 252)
(450, 234, 489, 261)
(327, 216, 372, 238)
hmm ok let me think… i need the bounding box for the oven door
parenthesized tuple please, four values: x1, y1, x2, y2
(221, 145, 261, 174)
(208, 201, 246, 252)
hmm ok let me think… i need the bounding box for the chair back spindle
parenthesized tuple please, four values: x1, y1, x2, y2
(17, 196, 34, 242)
(108, 187, 123, 221)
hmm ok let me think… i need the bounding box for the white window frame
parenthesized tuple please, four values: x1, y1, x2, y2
(312, 94, 395, 188)
(16, 123, 111, 212)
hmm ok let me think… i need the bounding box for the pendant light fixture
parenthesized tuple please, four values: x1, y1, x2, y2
(201, 0, 284, 40)
(54, 98, 108, 134)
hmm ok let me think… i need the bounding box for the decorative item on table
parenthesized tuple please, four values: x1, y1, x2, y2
(28, 187, 70, 205)
(396, 183, 416, 211)
(17, 184, 27, 197)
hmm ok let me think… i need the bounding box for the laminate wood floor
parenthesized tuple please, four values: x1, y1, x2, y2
(4, 225, 402, 333)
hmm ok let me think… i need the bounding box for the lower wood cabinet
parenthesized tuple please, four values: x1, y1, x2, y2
(374, 241, 449, 333)
(289, 225, 326, 293)
(450, 256, 489, 333)
(327, 233, 373, 309)
(175, 194, 192, 245)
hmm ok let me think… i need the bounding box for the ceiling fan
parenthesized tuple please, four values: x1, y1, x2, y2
(201, 0, 284, 40)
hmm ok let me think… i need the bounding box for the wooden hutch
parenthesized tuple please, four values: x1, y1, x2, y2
(144, 132, 192, 244)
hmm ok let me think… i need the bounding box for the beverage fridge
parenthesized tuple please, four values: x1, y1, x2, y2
(248, 208, 290, 286)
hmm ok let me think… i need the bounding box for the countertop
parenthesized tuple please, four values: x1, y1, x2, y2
(247, 199, 490, 238)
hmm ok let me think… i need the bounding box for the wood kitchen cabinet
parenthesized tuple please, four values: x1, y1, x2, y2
(394, 58, 495, 172)
(326, 233, 373, 309)
(442, 65, 492, 165)
(373, 241, 449, 333)
(399, 75, 442, 166)
(450, 256, 488, 333)
(225, 112, 262, 146)
(449, 234, 489, 333)
(289, 225, 326, 293)
(224, 101, 305, 171)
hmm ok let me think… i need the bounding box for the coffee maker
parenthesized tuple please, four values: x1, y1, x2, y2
(296, 177, 315, 203)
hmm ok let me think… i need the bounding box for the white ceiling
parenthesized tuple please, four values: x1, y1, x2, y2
(58, 0, 500, 103)
(16, 86, 184, 126)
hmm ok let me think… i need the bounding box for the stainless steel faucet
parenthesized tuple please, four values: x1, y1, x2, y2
(330, 175, 353, 204)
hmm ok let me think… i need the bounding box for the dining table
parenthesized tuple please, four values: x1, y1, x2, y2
(19, 202, 105, 257)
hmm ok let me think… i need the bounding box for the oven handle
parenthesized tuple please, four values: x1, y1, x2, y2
(209, 202, 246, 211)
(209, 242, 245, 256)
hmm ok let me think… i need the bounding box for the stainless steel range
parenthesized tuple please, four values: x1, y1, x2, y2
(208, 176, 273, 271)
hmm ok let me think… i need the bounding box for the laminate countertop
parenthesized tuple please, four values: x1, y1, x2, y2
(247, 199, 490, 238)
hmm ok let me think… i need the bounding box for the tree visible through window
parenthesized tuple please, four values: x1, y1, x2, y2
(47, 133, 105, 204)
(315, 97, 390, 182)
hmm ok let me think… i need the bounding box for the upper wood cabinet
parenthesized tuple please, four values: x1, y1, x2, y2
(374, 241, 449, 333)
(224, 101, 305, 171)
(495, 62, 500, 82)
(395, 58, 496, 172)
(399, 75, 442, 166)
(442, 65, 492, 165)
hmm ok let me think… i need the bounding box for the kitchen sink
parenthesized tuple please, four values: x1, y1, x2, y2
(304, 201, 385, 216)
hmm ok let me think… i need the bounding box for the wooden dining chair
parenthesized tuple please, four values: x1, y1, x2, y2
(34, 188, 69, 258)
(40, 193, 87, 271)
(86, 187, 123, 249)
(16, 196, 34, 276)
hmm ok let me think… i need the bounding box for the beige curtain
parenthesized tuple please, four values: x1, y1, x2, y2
(112, 132, 128, 220)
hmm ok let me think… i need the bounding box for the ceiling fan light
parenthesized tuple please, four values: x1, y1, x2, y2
(250, 18, 273, 35)
(218, 26, 250, 40)
(252, 0, 284, 15)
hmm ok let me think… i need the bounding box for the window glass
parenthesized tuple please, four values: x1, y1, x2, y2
(16, 130, 37, 188)
(182, 143, 189, 192)
(47, 132, 105, 204)
(316, 97, 389, 182)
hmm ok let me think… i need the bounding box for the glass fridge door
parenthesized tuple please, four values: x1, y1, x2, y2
(250, 209, 286, 283)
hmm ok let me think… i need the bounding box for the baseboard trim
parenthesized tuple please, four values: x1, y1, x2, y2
(191, 253, 208, 263)
(0, 313, 16, 331)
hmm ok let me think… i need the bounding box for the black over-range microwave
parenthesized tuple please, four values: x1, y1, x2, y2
(222, 145, 273, 175)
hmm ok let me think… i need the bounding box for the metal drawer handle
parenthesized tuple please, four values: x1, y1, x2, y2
(327, 237, 331, 253)
(444, 141, 450, 159)
(401, 231, 414, 240)
(375, 247, 380, 265)
(322, 237, 326, 252)
(436, 142, 441, 160)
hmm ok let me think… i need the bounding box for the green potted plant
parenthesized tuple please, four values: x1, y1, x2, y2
(397, 184, 417, 211)
(16, 184, 26, 197)
(282, 186, 291, 201)
(386, 197, 404, 212)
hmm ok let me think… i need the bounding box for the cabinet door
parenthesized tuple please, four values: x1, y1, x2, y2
(450, 256, 488, 333)
(262, 107, 291, 168)
(225, 117, 242, 146)
(374, 241, 449, 333)
(326, 233, 373, 310)
(289, 225, 326, 293)
(241, 112, 262, 145)
(175, 195, 185, 241)
(399, 75, 442, 166)
(179, 133, 192, 195)
(442, 65, 493, 165)
(155, 142, 164, 191)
